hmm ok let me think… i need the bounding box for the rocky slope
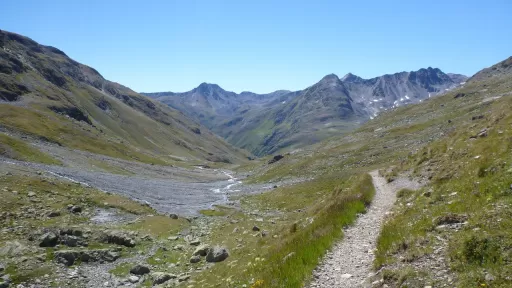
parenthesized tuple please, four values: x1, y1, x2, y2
(0, 29, 248, 164)
(147, 68, 465, 156)
(469, 56, 512, 82)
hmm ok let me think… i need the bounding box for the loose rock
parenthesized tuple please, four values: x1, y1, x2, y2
(152, 272, 176, 285)
(128, 275, 139, 284)
(39, 232, 59, 247)
(190, 255, 201, 263)
(130, 264, 150, 275)
(206, 246, 229, 263)
(193, 245, 210, 256)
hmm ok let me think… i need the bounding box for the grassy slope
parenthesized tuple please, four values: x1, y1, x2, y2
(375, 75, 512, 287)
(211, 64, 511, 287)
(187, 173, 375, 288)
(0, 133, 60, 165)
(0, 30, 248, 165)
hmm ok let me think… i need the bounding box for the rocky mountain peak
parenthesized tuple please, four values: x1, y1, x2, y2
(341, 73, 363, 83)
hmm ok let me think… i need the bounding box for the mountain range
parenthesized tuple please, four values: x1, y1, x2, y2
(144, 68, 467, 156)
(0, 29, 248, 164)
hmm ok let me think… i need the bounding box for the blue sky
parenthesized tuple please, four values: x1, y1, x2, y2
(2, 0, 511, 93)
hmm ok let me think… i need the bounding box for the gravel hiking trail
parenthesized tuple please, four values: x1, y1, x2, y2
(308, 171, 421, 288)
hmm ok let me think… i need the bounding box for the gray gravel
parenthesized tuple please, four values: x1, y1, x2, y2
(308, 171, 421, 288)
(0, 157, 248, 216)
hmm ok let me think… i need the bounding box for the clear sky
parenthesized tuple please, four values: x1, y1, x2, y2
(2, 0, 511, 93)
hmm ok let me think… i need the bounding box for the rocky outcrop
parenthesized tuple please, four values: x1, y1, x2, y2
(54, 248, 121, 266)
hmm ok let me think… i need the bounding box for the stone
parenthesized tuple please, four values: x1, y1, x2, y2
(189, 255, 201, 263)
(268, 155, 284, 164)
(152, 272, 176, 285)
(169, 214, 179, 219)
(168, 236, 179, 241)
(252, 226, 260, 232)
(39, 232, 59, 247)
(47, 211, 61, 218)
(206, 246, 229, 263)
(478, 129, 488, 138)
(485, 273, 495, 282)
(27, 191, 36, 197)
(178, 274, 190, 282)
(173, 245, 184, 251)
(189, 239, 201, 246)
(101, 231, 136, 247)
(128, 276, 139, 283)
(130, 264, 150, 275)
(54, 249, 120, 266)
(54, 250, 78, 266)
(68, 206, 82, 213)
(261, 231, 268, 237)
(193, 245, 210, 257)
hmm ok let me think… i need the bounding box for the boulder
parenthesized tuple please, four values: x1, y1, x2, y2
(54, 249, 120, 266)
(101, 231, 136, 247)
(130, 264, 150, 275)
(193, 245, 210, 257)
(47, 211, 61, 218)
(268, 155, 284, 164)
(68, 205, 82, 213)
(169, 214, 179, 220)
(252, 226, 260, 232)
(189, 239, 201, 246)
(152, 272, 176, 285)
(206, 246, 229, 263)
(178, 274, 190, 282)
(189, 255, 201, 263)
(59, 235, 88, 247)
(54, 250, 78, 266)
(128, 275, 139, 284)
(39, 232, 59, 247)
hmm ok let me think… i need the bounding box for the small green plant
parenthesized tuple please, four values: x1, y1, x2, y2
(462, 236, 502, 265)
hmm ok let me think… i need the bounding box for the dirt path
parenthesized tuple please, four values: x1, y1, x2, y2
(308, 171, 421, 288)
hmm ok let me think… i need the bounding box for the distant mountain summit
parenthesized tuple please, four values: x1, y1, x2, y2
(342, 67, 466, 118)
(146, 68, 466, 156)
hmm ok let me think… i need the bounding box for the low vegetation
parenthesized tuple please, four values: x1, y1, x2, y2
(0, 133, 60, 165)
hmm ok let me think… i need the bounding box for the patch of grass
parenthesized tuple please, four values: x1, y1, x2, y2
(109, 262, 133, 277)
(91, 193, 154, 215)
(200, 209, 227, 217)
(0, 133, 61, 165)
(146, 247, 181, 265)
(396, 188, 415, 198)
(88, 159, 135, 175)
(127, 215, 188, 239)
